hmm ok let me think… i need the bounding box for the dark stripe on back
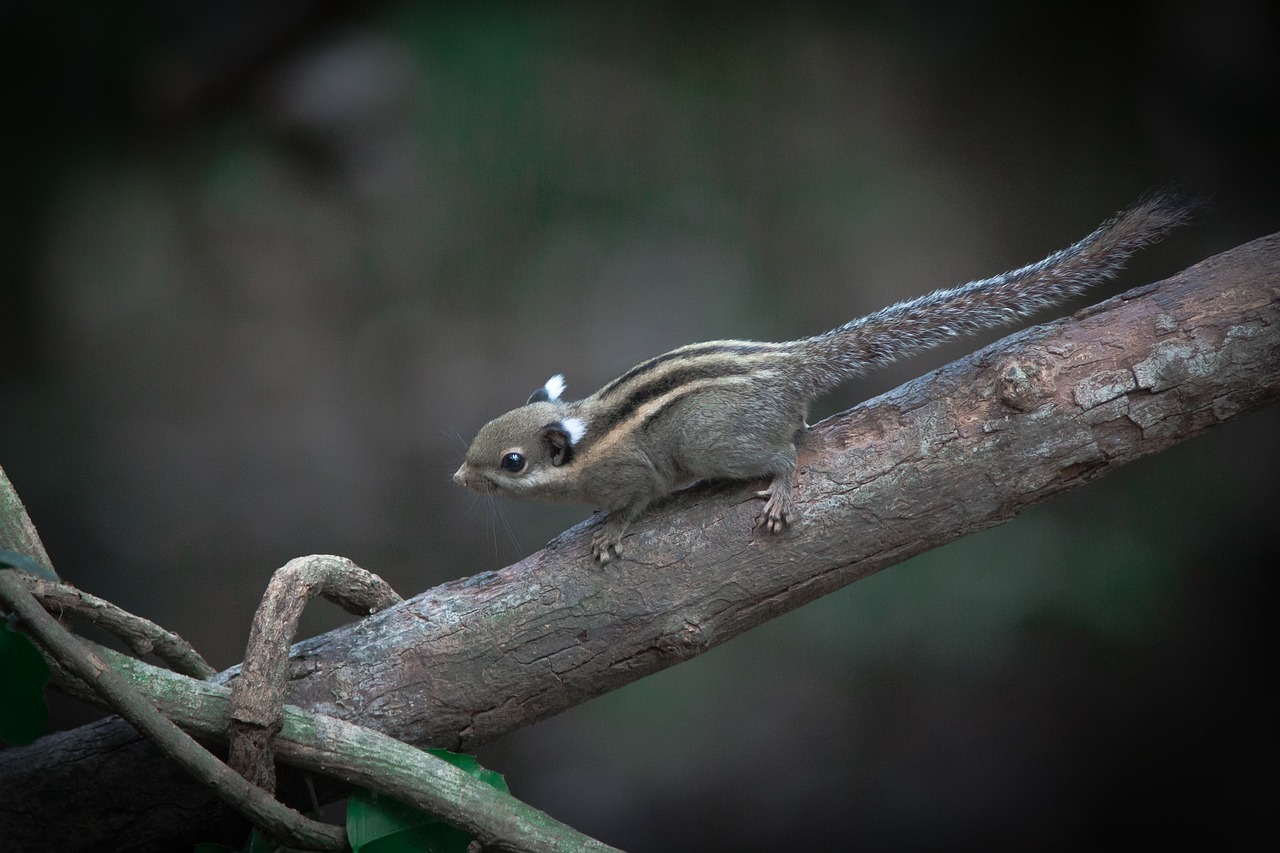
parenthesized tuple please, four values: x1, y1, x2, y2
(596, 342, 772, 399)
(639, 387, 700, 432)
(597, 362, 756, 433)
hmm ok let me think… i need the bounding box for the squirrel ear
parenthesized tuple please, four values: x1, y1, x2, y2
(540, 417, 584, 466)
(540, 424, 573, 466)
(527, 374, 566, 404)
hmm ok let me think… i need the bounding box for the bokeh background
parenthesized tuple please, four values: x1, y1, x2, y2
(3, 1, 1278, 849)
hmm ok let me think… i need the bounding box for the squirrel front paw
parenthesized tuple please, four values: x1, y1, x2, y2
(590, 519, 628, 565)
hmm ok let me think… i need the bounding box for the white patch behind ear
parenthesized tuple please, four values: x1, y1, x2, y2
(544, 374, 566, 402)
(562, 416, 587, 445)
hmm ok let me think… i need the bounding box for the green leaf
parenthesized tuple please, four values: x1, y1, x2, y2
(347, 748, 509, 853)
(426, 747, 481, 775)
(424, 747, 509, 793)
(246, 828, 278, 853)
(348, 788, 440, 843)
(476, 767, 510, 794)
(0, 621, 51, 745)
(356, 820, 474, 853)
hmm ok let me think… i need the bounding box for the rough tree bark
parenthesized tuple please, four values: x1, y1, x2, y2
(2, 234, 1277, 851)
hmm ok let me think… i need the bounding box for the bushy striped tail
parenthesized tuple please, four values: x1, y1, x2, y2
(793, 193, 1193, 395)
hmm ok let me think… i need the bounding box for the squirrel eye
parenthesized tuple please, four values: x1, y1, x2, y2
(500, 452, 526, 473)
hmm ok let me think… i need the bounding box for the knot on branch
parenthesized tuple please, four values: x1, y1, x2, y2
(996, 353, 1060, 412)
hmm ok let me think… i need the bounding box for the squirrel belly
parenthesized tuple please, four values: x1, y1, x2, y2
(454, 195, 1192, 564)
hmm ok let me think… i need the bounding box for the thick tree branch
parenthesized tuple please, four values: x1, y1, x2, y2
(2, 234, 1277, 850)
(288, 233, 1280, 745)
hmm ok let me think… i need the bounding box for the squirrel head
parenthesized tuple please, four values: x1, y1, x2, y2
(453, 375, 586, 499)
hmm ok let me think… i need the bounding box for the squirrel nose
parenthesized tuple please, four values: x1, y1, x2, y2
(453, 464, 467, 486)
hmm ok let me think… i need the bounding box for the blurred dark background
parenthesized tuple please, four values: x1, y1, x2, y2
(2, 1, 1278, 850)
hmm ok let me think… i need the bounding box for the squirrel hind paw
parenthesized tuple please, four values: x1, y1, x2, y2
(755, 484, 794, 534)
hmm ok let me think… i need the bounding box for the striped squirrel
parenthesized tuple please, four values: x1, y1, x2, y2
(454, 196, 1189, 564)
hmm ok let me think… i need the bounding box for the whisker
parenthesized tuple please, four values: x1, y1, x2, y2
(462, 492, 482, 521)
(487, 497, 501, 563)
(493, 499, 523, 557)
(439, 419, 469, 453)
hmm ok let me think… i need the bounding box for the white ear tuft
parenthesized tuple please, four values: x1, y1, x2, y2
(544, 374, 566, 402)
(561, 416, 587, 445)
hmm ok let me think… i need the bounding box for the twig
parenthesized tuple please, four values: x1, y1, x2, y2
(230, 555, 402, 792)
(16, 573, 216, 679)
(0, 568, 348, 851)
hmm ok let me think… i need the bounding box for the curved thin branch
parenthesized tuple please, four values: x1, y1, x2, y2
(42, 641, 623, 853)
(230, 555, 402, 792)
(0, 569, 347, 851)
(16, 574, 216, 679)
